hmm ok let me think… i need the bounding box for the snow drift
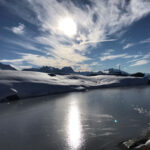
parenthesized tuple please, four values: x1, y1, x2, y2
(0, 70, 149, 102)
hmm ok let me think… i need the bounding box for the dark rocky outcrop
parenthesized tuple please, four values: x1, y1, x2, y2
(131, 72, 145, 77)
(0, 62, 16, 70)
(23, 66, 74, 74)
(61, 67, 74, 74)
(48, 73, 56, 77)
(120, 131, 150, 150)
(1, 94, 20, 102)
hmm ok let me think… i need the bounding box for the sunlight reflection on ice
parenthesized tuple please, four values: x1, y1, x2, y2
(67, 100, 83, 150)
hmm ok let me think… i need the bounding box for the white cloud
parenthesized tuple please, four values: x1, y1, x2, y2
(127, 53, 150, 66)
(0, 53, 89, 70)
(130, 59, 149, 66)
(123, 43, 134, 49)
(100, 50, 142, 61)
(140, 38, 150, 44)
(18, 65, 33, 69)
(143, 53, 150, 59)
(12, 65, 33, 70)
(9, 23, 25, 35)
(127, 58, 141, 64)
(102, 49, 115, 56)
(1, 0, 150, 68)
(90, 62, 99, 66)
(100, 54, 128, 61)
(0, 58, 23, 63)
(79, 39, 116, 46)
(8, 39, 43, 52)
(120, 39, 126, 44)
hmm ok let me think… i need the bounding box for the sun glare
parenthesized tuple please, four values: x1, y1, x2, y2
(67, 101, 83, 150)
(58, 17, 77, 37)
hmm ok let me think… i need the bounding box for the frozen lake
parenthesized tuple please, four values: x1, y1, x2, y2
(0, 86, 150, 150)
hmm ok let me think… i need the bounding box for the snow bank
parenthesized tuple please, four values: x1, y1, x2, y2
(0, 70, 149, 101)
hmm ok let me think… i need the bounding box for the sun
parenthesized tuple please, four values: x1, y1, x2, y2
(58, 17, 77, 37)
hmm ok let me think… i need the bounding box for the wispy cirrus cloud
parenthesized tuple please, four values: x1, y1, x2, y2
(128, 53, 150, 67)
(6, 23, 25, 35)
(1, 0, 150, 69)
(8, 40, 43, 52)
(122, 37, 150, 50)
(123, 43, 134, 50)
(0, 53, 88, 69)
(100, 53, 129, 61)
(102, 49, 115, 56)
(123, 37, 150, 50)
(140, 38, 150, 44)
(130, 59, 149, 66)
(100, 49, 140, 61)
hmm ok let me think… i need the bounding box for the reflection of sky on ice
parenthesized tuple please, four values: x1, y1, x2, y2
(66, 95, 117, 150)
(1, 87, 150, 150)
(85, 114, 116, 137)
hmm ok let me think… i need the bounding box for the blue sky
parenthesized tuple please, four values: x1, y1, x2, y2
(0, 0, 150, 73)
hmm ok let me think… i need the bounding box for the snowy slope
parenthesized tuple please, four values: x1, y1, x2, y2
(0, 70, 149, 101)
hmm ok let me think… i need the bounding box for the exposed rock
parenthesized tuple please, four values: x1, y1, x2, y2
(48, 73, 56, 77)
(131, 72, 145, 77)
(0, 62, 17, 70)
(22, 66, 102, 76)
(6, 94, 20, 101)
(1, 94, 20, 102)
(121, 131, 150, 150)
(148, 79, 150, 84)
(61, 67, 74, 74)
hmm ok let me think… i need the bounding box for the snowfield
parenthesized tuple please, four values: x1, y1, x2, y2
(0, 70, 149, 101)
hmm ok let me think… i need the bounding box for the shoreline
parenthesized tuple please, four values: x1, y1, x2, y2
(0, 70, 149, 102)
(120, 131, 150, 150)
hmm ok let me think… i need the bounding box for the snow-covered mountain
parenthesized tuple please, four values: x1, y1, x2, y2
(23, 66, 74, 74)
(103, 68, 129, 76)
(23, 66, 103, 75)
(0, 62, 16, 70)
